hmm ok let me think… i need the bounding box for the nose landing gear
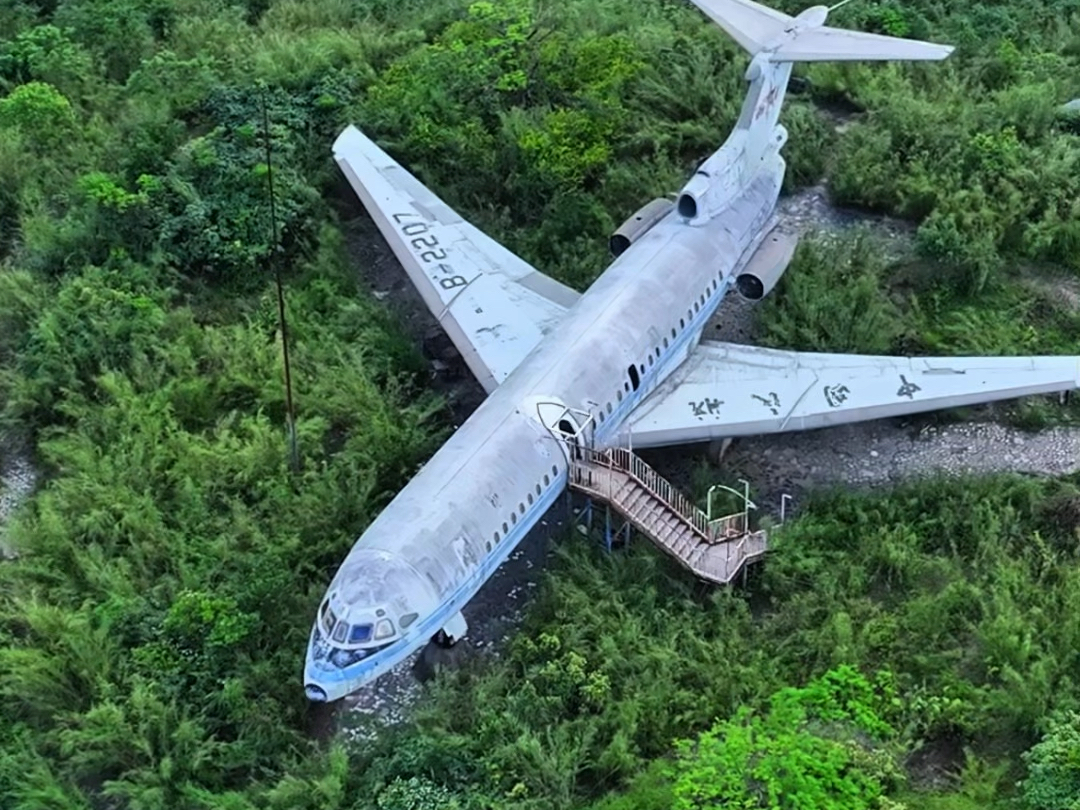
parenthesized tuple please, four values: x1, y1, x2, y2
(432, 610, 469, 648)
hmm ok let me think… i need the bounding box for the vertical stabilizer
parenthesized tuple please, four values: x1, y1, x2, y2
(675, 0, 954, 223)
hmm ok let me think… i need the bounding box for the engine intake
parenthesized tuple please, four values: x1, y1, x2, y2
(735, 228, 798, 301)
(610, 198, 673, 257)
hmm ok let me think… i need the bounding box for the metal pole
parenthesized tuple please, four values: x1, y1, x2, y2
(738, 478, 751, 531)
(261, 88, 299, 475)
(780, 493, 792, 524)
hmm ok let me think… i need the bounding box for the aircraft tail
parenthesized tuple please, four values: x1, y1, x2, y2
(689, 0, 954, 62)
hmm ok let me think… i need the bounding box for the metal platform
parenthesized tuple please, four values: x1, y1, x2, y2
(569, 447, 767, 585)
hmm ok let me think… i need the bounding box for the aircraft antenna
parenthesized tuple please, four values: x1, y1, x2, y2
(260, 86, 300, 475)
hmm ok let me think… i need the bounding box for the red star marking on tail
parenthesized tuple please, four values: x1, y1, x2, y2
(754, 85, 780, 120)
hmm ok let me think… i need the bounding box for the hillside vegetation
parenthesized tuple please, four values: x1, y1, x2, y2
(1, 0, 1079, 808)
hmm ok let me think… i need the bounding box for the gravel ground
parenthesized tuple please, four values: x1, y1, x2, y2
(0, 433, 36, 559)
(648, 418, 1080, 522)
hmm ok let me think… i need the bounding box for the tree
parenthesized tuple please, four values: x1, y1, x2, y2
(670, 667, 904, 810)
(1022, 712, 1080, 810)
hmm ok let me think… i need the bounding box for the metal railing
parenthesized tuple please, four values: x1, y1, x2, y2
(570, 447, 712, 538)
(568, 447, 768, 582)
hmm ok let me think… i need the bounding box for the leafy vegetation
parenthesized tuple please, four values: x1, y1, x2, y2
(1, 0, 1079, 807)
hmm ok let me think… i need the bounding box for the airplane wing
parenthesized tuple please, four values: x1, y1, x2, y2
(334, 126, 580, 393)
(622, 341, 1080, 448)
(770, 27, 954, 62)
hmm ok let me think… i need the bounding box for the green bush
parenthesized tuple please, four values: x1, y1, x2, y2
(1022, 712, 1080, 810)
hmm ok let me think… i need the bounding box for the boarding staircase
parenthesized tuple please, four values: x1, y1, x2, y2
(568, 447, 768, 585)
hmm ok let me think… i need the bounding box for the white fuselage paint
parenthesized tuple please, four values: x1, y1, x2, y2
(305, 57, 791, 702)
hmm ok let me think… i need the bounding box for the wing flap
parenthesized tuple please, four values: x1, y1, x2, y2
(334, 126, 579, 392)
(624, 342, 1080, 448)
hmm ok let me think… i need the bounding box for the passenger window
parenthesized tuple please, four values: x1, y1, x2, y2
(544, 474, 550, 486)
(663, 338, 669, 349)
(680, 318, 685, 329)
(552, 465, 558, 477)
(648, 355, 654, 367)
(671, 328, 676, 339)
(528, 493, 534, 505)
(536, 484, 542, 495)
(606, 403, 612, 414)
(519, 503, 525, 515)
(511, 513, 517, 525)
(628, 364, 640, 391)
(502, 522, 508, 533)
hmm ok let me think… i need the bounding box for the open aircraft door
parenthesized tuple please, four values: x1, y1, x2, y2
(532, 400, 595, 463)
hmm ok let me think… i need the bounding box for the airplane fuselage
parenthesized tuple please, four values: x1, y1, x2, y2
(303, 137, 786, 701)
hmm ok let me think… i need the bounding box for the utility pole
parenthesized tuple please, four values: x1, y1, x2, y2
(261, 87, 300, 475)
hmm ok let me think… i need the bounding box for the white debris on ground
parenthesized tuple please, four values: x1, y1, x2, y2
(0, 434, 36, 559)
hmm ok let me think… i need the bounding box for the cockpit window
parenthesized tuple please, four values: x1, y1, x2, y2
(349, 624, 373, 644)
(322, 604, 337, 636)
(400, 612, 418, 629)
(332, 620, 348, 643)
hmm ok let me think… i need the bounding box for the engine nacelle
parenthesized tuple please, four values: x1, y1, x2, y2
(676, 125, 787, 223)
(610, 198, 673, 257)
(734, 227, 798, 300)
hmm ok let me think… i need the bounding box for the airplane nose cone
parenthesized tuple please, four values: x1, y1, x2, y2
(305, 683, 328, 702)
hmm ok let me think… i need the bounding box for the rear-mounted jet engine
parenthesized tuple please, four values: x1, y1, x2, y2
(734, 227, 798, 301)
(609, 198, 674, 257)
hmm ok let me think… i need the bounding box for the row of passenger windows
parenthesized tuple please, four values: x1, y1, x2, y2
(489, 466, 559, 551)
(589, 275, 723, 428)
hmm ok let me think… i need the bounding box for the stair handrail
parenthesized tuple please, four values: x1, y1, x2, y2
(569, 448, 768, 584)
(581, 447, 712, 540)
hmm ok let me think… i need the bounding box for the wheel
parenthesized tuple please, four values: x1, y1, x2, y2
(433, 628, 454, 648)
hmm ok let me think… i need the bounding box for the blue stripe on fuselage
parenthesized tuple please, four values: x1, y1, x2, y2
(305, 266, 735, 698)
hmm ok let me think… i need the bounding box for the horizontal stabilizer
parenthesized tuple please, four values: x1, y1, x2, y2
(622, 342, 1080, 448)
(689, 0, 792, 54)
(688, 0, 953, 62)
(770, 27, 954, 62)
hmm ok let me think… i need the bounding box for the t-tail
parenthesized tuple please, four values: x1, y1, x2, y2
(676, 0, 953, 223)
